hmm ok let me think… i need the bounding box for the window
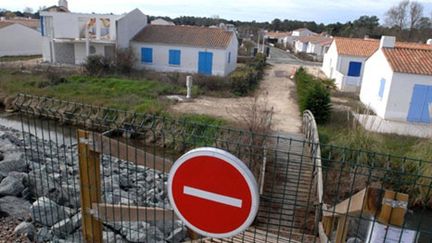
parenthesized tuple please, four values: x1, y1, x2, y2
(169, 49, 181, 65)
(89, 46, 96, 55)
(378, 78, 386, 98)
(40, 16, 44, 36)
(228, 52, 231, 63)
(141, 47, 153, 64)
(347, 61, 362, 77)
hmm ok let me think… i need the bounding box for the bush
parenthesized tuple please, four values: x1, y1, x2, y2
(115, 48, 136, 75)
(295, 67, 331, 124)
(229, 66, 258, 96)
(83, 55, 113, 76)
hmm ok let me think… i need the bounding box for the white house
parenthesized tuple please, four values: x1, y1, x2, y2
(131, 25, 238, 76)
(264, 31, 291, 45)
(322, 37, 380, 92)
(40, 2, 147, 64)
(360, 36, 432, 124)
(284, 28, 318, 47)
(0, 19, 42, 57)
(151, 18, 175, 26)
(293, 36, 332, 56)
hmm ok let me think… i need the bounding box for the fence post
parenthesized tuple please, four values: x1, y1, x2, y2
(78, 130, 103, 243)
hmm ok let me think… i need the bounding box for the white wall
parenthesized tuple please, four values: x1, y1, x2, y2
(0, 24, 42, 56)
(385, 72, 432, 122)
(117, 9, 148, 49)
(322, 41, 338, 78)
(74, 42, 108, 64)
(224, 36, 238, 75)
(131, 42, 232, 76)
(360, 49, 394, 118)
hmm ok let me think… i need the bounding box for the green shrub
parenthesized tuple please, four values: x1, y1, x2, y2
(229, 66, 258, 96)
(295, 67, 331, 124)
(115, 48, 136, 75)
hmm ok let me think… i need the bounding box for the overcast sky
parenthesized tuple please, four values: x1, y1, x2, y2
(3, 0, 432, 24)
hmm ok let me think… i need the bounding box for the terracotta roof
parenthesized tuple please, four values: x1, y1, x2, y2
(334, 37, 380, 57)
(383, 47, 432, 76)
(132, 25, 234, 49)
(297, 36, 332, 45)
(0, 19, 39, 30)
(265, 31, 292, 38)
(0, 22, 13, 29)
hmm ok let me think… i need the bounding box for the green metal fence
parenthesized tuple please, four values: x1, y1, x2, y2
(5, 93, 432, 242)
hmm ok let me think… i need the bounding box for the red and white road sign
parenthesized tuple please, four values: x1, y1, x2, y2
(168, 147, 259, 238)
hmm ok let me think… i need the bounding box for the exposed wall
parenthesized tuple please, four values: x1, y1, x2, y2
(131, 42, 231, 76)
(117, 9, 148, 49)
(73, 43, 107, 64)
(0, 24, 42, 56)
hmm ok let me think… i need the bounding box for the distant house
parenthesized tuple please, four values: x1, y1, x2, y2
(264, 31, 291, 45)
(360, 36, 432, 123)
(0, 19, 42, 57)
(284, 28, 318, 47)
(40, 7, 147, 64)
(322, 37, 380, 92)
(293, 36, 332, 56)
(131, 25, 238, 76)
(151, 18, 175, 26)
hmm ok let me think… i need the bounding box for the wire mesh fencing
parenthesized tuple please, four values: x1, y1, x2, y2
(3, 93, 431, 243)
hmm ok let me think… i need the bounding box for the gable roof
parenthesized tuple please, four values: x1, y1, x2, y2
(265, 31, 292, 38)
(334, 37, 380, 57)
(132, 25, 235, 49)
(1, 19, 40, 30)
(297, 36, 332, 45)
(42, 5, 70, 12)
(383, 47, 432, 76)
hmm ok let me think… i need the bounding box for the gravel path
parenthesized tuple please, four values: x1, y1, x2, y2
(170, 64, 303, 134)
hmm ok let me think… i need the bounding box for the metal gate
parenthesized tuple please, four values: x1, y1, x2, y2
(4, 94, 432, 242)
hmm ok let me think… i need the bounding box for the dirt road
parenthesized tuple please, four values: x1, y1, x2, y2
(170, 64, 303, 134)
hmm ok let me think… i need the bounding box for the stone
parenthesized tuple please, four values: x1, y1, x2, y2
(347, 237, 363, 243)
(51, 213, 82, 238)
(0, 196, 31, 220)
(120, 222, 165, 243)
(35, 227, 53, 243)
(31, 197, 74, 227)
(8, 171, 29, 186)
(28, 168, 70, 205)
(0, 175, 25, 196)
(166, 227, 187, 243)
(14, 221, 35, 241)
(0, 154, 27, 177)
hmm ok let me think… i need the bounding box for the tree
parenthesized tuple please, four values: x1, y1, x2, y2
(385, 0, 410, 30)
(417, 17, 431, 30)
(23, 7, 33, 14)
(271, 18, 282, 31)
(408, 1, 424, 36)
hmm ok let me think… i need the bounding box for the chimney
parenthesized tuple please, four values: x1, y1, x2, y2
(380, 36, 396, 49)
(427, 39, 432, 45)
(58, 0, 68, 10)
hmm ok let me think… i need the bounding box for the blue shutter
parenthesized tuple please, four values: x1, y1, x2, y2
(141, 48, 153, 63)
(40, 16, 44, 36)
(169, 50, 181, 65)
(407, 85, 432, 123)
(347, 62, 362, 77)
(228, 52, 231, 63)
(378, 78, 386, 98)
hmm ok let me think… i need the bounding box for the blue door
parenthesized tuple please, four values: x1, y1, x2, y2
(198, 52, 213, 75)
(407, 84, 432, 123)
(347, 62, 362, 77)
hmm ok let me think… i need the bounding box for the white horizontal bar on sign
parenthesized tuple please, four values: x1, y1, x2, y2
(183, 186, 243, 208)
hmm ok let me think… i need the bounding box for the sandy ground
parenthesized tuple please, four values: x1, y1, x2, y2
(170, 64, 303, 134)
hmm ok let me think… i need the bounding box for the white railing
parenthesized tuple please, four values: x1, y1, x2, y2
(302, 110, 324, 237)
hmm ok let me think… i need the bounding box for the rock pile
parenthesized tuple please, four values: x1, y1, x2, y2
(0, 126, 187, 242)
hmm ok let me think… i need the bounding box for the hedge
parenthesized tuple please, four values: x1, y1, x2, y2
(229, 53, 267, 96)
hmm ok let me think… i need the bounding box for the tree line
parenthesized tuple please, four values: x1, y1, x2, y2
(2, 0, 431, 42)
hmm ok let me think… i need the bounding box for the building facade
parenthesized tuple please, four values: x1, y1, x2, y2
(0, 20, 42, 57)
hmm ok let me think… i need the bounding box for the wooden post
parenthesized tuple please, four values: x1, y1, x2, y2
(377, 191, 408, 227)
(335, 215, 348, 243)
(322, 216, 334, 236)
(78, 130, 103, 243)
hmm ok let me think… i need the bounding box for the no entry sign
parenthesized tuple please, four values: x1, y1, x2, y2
(167, 147, 259, 238)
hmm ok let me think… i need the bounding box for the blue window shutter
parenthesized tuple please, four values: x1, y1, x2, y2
(169, 50, 181, 65)
(347, 61, 362, 77)
(141, 48, 153, 63)
(378, 78, 386, 98)
(228, 52, 231, 63)
(40, 17, 44, 36)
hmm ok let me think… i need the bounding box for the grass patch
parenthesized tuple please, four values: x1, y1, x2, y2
(0, 70, 186, 114)
(0, 55, 41, 62)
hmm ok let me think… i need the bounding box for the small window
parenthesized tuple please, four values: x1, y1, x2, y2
(348, 61, 362, 77)
(40, 16, 45, 36)
(141, 47, 153, 64)
(378, 78, 386, 98)
(169, 49, 181, 66)
(228, 52, 231, 63)
(89, 46, 96, 54)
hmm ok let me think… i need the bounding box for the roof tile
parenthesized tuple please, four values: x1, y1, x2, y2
(383, 48, 432, 76)
(132, 25, 234, 49)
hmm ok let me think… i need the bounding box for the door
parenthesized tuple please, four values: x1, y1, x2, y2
(198, 51, 213, 75)
(407, 84, 432, 123)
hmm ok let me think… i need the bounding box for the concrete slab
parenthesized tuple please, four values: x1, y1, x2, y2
(354, 113, 432, 138)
